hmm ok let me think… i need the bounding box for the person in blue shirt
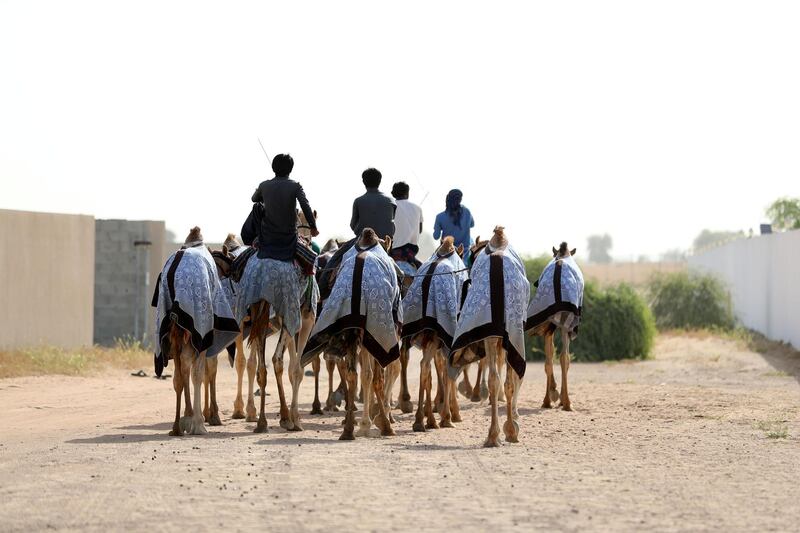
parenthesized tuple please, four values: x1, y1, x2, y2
(433, 189, 475, 251)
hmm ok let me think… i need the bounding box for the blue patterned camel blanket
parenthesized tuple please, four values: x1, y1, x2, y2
(450, 245, 531, 377)
(302, 243, 402, 367)
(234, 256, 318, 339)
(152, 245, 240, 377)
(401, 251, 468, 350)
(525, 256, 584, 338)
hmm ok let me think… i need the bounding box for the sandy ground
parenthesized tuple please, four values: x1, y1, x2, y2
(1, 334, 798, 532)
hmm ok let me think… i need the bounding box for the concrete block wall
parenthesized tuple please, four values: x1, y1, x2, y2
(94, 220, 167, 347)
(0, 209, 95, 349)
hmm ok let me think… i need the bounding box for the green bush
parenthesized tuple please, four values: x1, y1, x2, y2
(648, 271, 735, 331)
(523, 256, 655, 361)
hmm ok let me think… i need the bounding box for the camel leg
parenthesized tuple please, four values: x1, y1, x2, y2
(383, 359, 399, 422)
(560, 330, 572, 411)
(169, 350, 183, 436)
(245, 347, 258, 422)
(180, 341, 193, 424)
(310, 355, 323, 415)
(503, 361, 520, 443)
(484, 339, 501, 447)
(203, 369, 210, 423)
(397, 340, 413, 413)
(286, 330, 304, 431)
(232, 335, 247, 419)
(206, 355, 221, 426)
(542, 332, 558, 408)
(435, 351, 454, 428)
(335, 358, 347, 407)
(458, 367, 473, 399)
(272, 330, 292, 430)
(449, 372, 462, 423)
(340, 348, 358, 440)
(324, 358, 338, 412)
(433, 351, 444, 413)
(424, 347, 439, 430)
(496, 349, 506, 403)
(253, 306, 270, 433)
(413, 344, 433, 432)
(470, 359, 484, 402)
(356, 348, 374, 437)
(188, 353, 207, 435)
(371, 359, 395, 436)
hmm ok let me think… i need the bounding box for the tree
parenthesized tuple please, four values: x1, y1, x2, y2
(692, 229, 743, 252)
(766, 197, 800, 231)
(586, 234, 613, 264)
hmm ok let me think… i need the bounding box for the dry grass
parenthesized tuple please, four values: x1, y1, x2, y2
(0, 338, 151, 379)
(755, 419, 790, 440)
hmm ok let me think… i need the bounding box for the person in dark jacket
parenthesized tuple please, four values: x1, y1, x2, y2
(350, 168, 396, 240)
(249, 154, 318, 261)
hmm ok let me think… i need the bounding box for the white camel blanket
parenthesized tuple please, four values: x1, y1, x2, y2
(234, 256, 315, 338)
(526, 256, 584, 338)
(303, 243, 402, 367)
(451, 245, 530, 377)
(153, 246, 240, 376)
(401, 251, 468, 350)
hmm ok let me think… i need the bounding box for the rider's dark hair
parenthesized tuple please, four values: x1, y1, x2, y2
(362, 168, 382, 188)
(272, 153, 294, 176)
(391, 181, 410, 199)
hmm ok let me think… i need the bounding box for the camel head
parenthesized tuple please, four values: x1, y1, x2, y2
(552, 242, 577, 259)
(296, 209, 317, 239)
(183, 226, 204, 248)
(222, 233, 243, 258)
(321, 238, 339, 254)
(488, 226, 508, 252)
(357, 227, 391, 251)
(437, 236, 456, 257)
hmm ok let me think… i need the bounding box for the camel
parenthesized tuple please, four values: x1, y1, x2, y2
(450, 227, 530, 447)
(400, 237, 467, 432)
(232, 214, 320, 433)
(302, 228, 401, 440)
(153, 227, 240, 436)
(525, 242, 584, 412)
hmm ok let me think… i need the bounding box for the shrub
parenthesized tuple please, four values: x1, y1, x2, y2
(648, 271, 735, 331)
(525, 281, 656, 362)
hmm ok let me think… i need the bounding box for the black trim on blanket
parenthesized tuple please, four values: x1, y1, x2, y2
(554, 260, 563, 303)
(450, 253, 526, 378)
(151, 272, 162, 307)
(524, 301, 582, 335)
(401, 317, 453, 348)
(167, 250, 184, 300)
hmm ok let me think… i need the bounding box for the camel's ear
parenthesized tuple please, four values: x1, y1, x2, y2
(383, 235, 392, 252)
(570, 248, 577, 256)
(313, 210, 318, 219)
(552, 246, 558, 256)
(222, 244, 229, 256)
(457, 244, 464, 256)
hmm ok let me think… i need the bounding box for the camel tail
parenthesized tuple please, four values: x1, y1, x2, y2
(169, 320, 186, 359)
(247, 301, 271, 348)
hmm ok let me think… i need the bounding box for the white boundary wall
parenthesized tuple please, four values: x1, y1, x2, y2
(689, 230, 800, 348)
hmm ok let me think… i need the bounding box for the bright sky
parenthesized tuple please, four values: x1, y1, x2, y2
(1, 1, 798, 259)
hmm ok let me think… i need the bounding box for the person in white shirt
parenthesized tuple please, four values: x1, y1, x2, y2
(390, 181, 424, 268)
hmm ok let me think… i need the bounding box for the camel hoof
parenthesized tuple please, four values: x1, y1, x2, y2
(452, 413, 462, 423)
(188, 419, 207, 435)
(470, 394, 481, 403)
(169, 426, 182, 437)
(562, 403, 572, 412)
(324, 404, 339, 413)
(504, 420, 519, 443)
(412, 421, 426, 432)
(254, 417, 268, 433)
(334, 390, 345, 407)
(339, 430, 355, 440)
(310, 402, 323, 415)
(457, 380, 471, 399)
(202, 410, 210, 423)
(549, 389, 560, 404)
(231, 411, 246, 420)
(541, 401, 553, 409)
(280, 418, 293, 430)
(483, 437, 501, 448)
(374, 414, 394, 436)
(209, 414, 222, 427)
(426, 419, 439, 430)
(179, 416, 193, 433)
(480, 384, 489, 402)
(399, 400, 414, 414)
(440, 418, 455, 428)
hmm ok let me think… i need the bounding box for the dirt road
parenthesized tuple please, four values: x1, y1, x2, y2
(1, 334, 798, 532)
